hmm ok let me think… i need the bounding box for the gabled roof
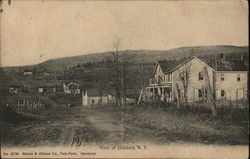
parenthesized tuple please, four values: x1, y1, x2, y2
(157, 56, 248, 74)
(157, 58, 187, 73)
(199, 58, 248, 71)
(64, 82, 79, 86)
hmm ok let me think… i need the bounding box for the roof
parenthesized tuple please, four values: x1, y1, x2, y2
(64, 82, 79, 86)
(157, 56, 248, 74)
(157, 58, 186, 73)
(199, 58, 248, 71)
(84, 88, 111, 97)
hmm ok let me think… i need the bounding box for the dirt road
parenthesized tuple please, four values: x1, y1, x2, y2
(2, 104, 249, 147)
(2, 106, 143, 147)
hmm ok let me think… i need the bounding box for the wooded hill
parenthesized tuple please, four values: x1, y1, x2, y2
(2, 45, 249, 72)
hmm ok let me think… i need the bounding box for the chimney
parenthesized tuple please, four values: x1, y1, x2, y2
(214, 57, 218, 70)
(82, 90, 88, 106)
(219, 53, 225, 60)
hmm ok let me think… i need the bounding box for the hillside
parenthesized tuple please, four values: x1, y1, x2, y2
(2, 45, 249, 71)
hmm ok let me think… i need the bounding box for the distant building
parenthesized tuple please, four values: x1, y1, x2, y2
(36, 71, 50, 77)
(138, 55, 248, 103)
(23, 71, 33, 75)
(63, 82, 80, 94)
(43, 72, 50, 76)
(38, 83, 56, 93)
(82, 88, 135, 106)
(82, 89, 113, 106)
(9, 85, 22, 94)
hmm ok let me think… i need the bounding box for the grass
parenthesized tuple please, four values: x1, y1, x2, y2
(1, 100, 248, 146)
(122, 102, 249, 145)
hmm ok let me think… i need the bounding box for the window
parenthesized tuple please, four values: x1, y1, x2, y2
(198, 89, 203, 98)
(198, 72, 204, 80)
(204, 89, 207, 98)
(150, 88, 153, 98)
(221, 90, 225, 97)
(180, 72, 186, 81)
(237, 74, 241, 81)
(221, 74, 224, 81)
(198, 89, 208, 101)
(237, 89, 244, 100)
(165, 74, 171, 82)
(165, 74, 168, 82)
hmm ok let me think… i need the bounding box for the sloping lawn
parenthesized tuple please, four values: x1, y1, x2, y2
(123, 104, 248, 145)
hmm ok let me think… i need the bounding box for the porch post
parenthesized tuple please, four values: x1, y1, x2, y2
(170, 90, 172, 102)
(161, 87, 165, 101)
(153, 88, 155, 99)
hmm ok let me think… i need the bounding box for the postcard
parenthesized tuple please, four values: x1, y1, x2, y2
(0, 0, 248, 158)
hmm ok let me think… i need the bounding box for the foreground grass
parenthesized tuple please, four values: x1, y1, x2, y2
(120, 103, 249, 145)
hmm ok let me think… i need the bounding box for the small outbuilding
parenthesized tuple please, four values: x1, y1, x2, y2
(9, 85, 22, 94)
(38, 83, 56, 94)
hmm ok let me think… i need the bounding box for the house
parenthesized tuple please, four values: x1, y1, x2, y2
(82, 89, 113, 106)
(42, 72, 50, 76)
(138, 55, 248, 103)
(38, 83, 56, 93)
(35, 71, 50, 77)
(63, 82, 81, 94)
(23, 70, 33, 75)
(9, 85, 22, 94)
(82, 88, 135, 106)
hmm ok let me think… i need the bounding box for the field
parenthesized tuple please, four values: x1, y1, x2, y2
(1, 102, 248, 147)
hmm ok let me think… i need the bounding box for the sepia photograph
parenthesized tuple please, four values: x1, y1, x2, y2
(0, 0, 249, 158)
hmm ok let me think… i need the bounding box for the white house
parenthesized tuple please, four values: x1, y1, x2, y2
(82, 88, 135, 106)
(82, 89, 114, 106)
(63, 82, 81, 94)
(23, 71, 33, 75)
(138, 55, 248, 103)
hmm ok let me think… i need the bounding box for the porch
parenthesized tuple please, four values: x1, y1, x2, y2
(146, 84, 173, 103)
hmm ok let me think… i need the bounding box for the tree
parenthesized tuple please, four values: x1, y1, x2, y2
(94, 73, 108, 104)
(106, 40, 134, 107)
(178, 58, 191, 106)
(203, 67, 217, 117)
(106, 40, 123, 107)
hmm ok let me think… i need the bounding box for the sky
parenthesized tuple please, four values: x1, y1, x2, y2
(0, 0, 248, 67)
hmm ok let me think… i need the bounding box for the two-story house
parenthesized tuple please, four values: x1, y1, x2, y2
(138, 56, 248, 103)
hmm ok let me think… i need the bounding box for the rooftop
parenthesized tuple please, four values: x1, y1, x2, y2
(157, 56, 248, 73)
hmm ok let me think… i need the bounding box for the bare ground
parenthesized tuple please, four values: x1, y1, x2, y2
(1, 105, 248, 147)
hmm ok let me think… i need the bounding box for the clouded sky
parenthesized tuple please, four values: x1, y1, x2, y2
(1, 0, 248, 66)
